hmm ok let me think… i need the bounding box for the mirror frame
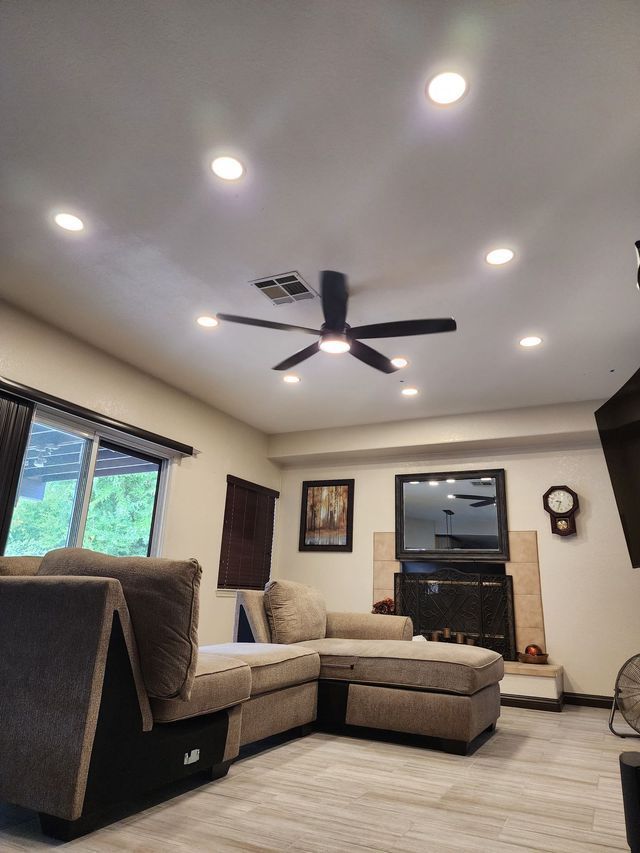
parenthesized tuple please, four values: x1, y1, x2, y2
(395, 468, 510, 562)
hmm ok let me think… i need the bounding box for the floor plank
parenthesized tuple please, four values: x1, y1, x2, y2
(0, 706, 630, 852)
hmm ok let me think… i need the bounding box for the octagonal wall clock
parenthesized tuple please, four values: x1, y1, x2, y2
(543, 485, 580, 536)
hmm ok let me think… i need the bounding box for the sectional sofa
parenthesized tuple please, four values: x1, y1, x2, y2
(0, 549, 503, 840)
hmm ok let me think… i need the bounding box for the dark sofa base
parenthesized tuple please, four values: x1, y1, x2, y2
(38, 615, 235, 842)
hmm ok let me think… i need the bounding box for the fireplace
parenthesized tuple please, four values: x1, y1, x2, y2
(395, 566, 517, 660)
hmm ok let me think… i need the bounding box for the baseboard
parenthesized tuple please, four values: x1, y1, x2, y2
(563, 692, 613, 709)
(501, 694, 563, 712)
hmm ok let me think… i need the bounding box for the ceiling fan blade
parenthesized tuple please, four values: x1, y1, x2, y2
(348, 339, 398, 373)
(453, 494, 494, 501)
(272, 341, 320, 371)
(350, 318, 457, 339)
(321, 270, 348, 330)
(471, 500, 496, 508)
(218, 314, 321, 336)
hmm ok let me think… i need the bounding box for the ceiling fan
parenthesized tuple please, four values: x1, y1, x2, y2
(217, 270, 457, 373)
(450, 494, 497, 508)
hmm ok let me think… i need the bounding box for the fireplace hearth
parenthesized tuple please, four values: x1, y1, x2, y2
(395, 568, 517, 660)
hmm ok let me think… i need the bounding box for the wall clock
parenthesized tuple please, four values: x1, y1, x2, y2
(543, 485, 579, 536)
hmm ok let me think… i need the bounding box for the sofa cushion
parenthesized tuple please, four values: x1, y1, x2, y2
(294, 637, 504, 695)
(0, 556, 42, 576)
(204, 643, 320, 696)
(38, 548, 201, 700)
(151, 651, 251, 723)
(263, 579, 326, 644)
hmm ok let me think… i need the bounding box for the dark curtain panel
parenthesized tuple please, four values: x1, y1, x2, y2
(0, 392, 34, 553)
(217, 475, 280, 590)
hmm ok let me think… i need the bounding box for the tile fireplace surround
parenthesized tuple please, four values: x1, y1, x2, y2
(373, 531, 547, 655)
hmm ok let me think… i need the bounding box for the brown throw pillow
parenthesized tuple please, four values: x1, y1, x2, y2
(264, 579, 326, 644)
(38, 548, 201, 700)
(0, 556, 42, 576)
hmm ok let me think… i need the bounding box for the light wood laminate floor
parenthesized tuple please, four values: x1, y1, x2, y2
(0, 706, 632, 852)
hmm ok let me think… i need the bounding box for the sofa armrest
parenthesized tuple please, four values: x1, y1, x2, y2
(0, 575, 152, 821)
(325, 611, 413, 640)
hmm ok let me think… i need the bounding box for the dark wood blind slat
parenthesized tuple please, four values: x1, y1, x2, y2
(218, 477, 277, 590)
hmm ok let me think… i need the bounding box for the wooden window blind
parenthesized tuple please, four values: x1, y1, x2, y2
(217, 475, 280, 591)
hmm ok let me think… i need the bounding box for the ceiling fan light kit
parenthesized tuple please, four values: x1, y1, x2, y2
(217, 270, 456, 376)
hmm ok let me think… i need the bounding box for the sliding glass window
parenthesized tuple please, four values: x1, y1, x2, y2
(4, 413, 166, 557)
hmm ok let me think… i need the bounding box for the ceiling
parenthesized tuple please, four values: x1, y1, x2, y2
(1, 0, 639, 434)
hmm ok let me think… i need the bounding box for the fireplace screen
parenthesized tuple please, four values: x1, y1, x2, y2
(395, 569, 516, 660)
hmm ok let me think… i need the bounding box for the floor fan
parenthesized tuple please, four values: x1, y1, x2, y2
(609, 654, 640, 737)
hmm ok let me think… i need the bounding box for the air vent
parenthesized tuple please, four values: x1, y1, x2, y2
(250, 271, 317, 306)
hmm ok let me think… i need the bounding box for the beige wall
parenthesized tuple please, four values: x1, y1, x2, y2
(0, 301, 281, 644)
(273, 444, 640, 695)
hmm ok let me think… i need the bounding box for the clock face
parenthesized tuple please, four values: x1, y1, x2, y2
(547, 488, 574, 514)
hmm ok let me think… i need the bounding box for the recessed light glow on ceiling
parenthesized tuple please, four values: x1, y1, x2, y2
(319, 334, 351, 354)
(429, 480, 439, 486)
(53, 212, 84, 231)
(427, 72, 467, 105)
(401, 387, 418, 397)
(391, 357, 408, 368)
(485, 248, 515, 266)
(211, 156, 245, 181)
(283, 374, 300, 384)
(519, 335, 542, 348)
(197, 316, 219, 328)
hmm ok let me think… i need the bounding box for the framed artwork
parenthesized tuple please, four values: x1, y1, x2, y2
(299, 479, 354, 552)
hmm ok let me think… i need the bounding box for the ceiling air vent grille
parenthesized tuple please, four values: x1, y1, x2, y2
(250, 271, 316, 306)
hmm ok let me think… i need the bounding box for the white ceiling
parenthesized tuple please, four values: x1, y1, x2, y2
(1, 0, 639, 434)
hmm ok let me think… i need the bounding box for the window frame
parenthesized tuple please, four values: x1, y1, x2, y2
(6, 405, 174, 557)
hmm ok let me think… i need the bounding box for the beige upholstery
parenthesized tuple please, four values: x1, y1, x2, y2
(234, 589, 272, 643)
(326, 611, 412, 640)
(151, 650, 251, 723)
(346, 683, 500, 742)
(240, 682, 318, 746)
(0, 555, 42, 575)
(0, 575, 151, 821)
(264, 579, 326, 643)
(204, 643, 320, 696)
(39, 548, 201, 700)
(295, 638, 504, 695)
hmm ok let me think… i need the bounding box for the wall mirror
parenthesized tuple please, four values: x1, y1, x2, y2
(395, 469, 509, 562)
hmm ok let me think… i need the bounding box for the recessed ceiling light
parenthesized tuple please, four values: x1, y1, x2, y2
(447, 494, 456, 499)
(427, 72, 467, 105)
(519, 335, 542, 348)
(283, 374, 300, 384)
(485, 248, 515, 266)
(428, 480, 439, 486)
(197, 315, 219, 328)
(401, 387, 418, 397)
(319, 334, 351, 354)
(391, 356, 408, 368)
(211, 156, 244, 181)
(53, 212, 84, 231)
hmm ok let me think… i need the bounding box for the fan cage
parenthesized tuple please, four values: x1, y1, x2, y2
(609, 653, 640, 738)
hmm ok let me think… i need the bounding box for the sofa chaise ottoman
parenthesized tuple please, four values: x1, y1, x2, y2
(234, 579, 504, 755)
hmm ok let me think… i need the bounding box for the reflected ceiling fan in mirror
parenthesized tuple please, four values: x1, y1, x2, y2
(217, 270, 457, 373)
(451, 494, 497, 508)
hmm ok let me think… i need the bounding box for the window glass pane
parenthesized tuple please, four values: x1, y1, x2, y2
(82, 442, 161, 556)
(4, 421, 90, 556)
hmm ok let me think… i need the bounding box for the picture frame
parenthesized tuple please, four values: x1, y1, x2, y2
(299, 479, 354, 552)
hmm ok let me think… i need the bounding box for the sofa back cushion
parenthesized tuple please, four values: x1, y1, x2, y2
(263, 579, 326, 644)
(38, 548, 201, 700)
(0, 556, 42, 576)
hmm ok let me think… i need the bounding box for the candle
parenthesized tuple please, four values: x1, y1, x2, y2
(443, 627, 451, 639)
(455, 632, 465, 644)
(430, 630, 442, 642)
(466, 637, 476, 646)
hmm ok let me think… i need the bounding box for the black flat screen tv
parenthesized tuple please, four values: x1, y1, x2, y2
(595, 366, 640, 568)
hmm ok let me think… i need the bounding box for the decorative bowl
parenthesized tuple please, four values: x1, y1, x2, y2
(517, 652, 549, 665)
